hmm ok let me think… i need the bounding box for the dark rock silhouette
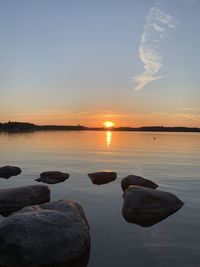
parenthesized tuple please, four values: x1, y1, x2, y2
(88, 171, 117, 185)
(122, 185, 184, 227)
(121, 175, 158, 191)
(0, 200, 90, 267)
(0, 166, 22, 179)
(0, 185, 50, 216)
(36, 171, 70, 184)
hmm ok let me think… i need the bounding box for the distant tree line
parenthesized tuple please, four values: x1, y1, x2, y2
(115, 126, 200, 132)
(0, 121, 200, 132)
(0, 121, 86, 132)
(0, 121, 37, 131)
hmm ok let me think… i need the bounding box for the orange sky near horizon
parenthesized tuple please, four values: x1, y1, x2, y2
(1, 110, 200, 128)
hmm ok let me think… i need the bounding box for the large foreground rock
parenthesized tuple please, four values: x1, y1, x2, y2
(0, 200, 90, 267)
(88, 171, 117, 185)
(121, 175, 158, 192)
(122, 186, 184, 227)
(0, 185, 50, 216)
(36, 171, 70, 184)
(0, 166, 22, 179)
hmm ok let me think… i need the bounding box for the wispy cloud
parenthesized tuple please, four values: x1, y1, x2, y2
(134, 1, 175, 91)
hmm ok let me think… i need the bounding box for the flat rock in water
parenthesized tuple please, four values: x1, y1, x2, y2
(121, 174, 158, 191)
(0, 166, 22, 179)
(88, 171, 117, 185)
(35, 171, 70, 184)
(122, 185, 184, 227)
(0, 185, 50, 216)
(0, 200, 90, 267)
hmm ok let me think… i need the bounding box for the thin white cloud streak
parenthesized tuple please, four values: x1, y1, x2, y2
(134, 1, 175, 91)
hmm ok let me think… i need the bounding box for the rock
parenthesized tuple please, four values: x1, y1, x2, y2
(0, 215, 4, 223)
(122, 186, 184, 227)
(88, 171, 117, 185)
(121, 174, 158, 191)
(0, 200, 90, 266)
(35, 171, 70, 184)
(0, 166, 22, 179)
(0, 185, 50, 216)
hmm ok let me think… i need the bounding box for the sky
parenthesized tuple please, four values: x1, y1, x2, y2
(0, 0, 200, 127)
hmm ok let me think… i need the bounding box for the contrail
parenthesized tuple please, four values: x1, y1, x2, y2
(134, 1, 175, 91)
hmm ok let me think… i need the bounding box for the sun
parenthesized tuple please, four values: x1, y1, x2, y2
(103, 121, 115, 128)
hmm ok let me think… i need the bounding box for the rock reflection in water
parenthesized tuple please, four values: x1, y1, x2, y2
(0, 248, 90, 267)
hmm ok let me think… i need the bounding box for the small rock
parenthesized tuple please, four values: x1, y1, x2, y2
(0, 200, 90, 266)
(88, 171, 117, 185)
(0, 185, 50, 216)
(0, 165, 22, 179)
(122, 186, 184, 227)
(121, 174, 158, 191)
(35, 171, 70, 184)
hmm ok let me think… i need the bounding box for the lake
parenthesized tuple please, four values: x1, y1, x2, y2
(0, 130, 200, 267)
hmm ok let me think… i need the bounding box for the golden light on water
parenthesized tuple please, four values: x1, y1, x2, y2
(103, 121, 115, 128)
(106, 131, 112, 146)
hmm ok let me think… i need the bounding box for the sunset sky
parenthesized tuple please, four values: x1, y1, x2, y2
(0, 0, 200, 127)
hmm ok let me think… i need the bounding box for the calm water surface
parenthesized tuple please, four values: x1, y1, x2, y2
(0, 131, 200, 267)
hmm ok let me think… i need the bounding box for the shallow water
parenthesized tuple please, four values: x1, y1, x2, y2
(0, 130, 200, 266)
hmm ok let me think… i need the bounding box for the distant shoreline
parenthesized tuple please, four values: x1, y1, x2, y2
(0, 122, 200, 133)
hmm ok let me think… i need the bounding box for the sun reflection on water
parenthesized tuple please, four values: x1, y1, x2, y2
(106, 131, 112, 146)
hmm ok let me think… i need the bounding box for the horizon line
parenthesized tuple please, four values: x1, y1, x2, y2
(0, 121, 200, 132)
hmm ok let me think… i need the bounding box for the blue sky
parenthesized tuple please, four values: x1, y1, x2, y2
(0, 0, 200, 126)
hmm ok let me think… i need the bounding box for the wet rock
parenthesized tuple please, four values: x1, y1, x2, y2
(121, 174, 158, 191)
(0, 185, 50, 216)
(36, 171, 69, 184)
(0, 166, 22, 179)
(122, 186, 184, 227)
(88, 171, 117, 185)
(0, 200, 90, 267)
(0, 215, 4, 223)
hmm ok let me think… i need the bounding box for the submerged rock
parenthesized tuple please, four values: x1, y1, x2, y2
(122, 186, 184, 227)
(0, 185, 50, 216)
(121, 174, 158, 191)
(0, 166, 22, 179)
(88, 171, 117, 185)
(0, 200, 90, 267)
(35, 171, 70, 184)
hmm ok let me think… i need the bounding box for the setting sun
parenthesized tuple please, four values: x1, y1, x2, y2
(103, 121, 115, 128)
